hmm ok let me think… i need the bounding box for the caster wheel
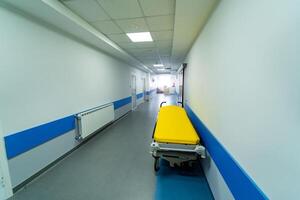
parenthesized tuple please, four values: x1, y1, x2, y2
(154, 158, 160, 172)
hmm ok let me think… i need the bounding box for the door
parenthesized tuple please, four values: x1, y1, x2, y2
(178, 69, 183, 103)
(142, 78, 146, 101)
(178, 63, 187, 106)
(0, 123, 12, 200)
(131, 75, 137, 110)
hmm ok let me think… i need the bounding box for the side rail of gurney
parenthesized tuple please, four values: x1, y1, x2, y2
(160, 101, 183, 107)
(150, 142, 206, 158)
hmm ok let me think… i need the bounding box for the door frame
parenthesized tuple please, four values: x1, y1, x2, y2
(142, 77, 146, 101)
(131, 74, 137, 110)
(0, 122, 13, 200)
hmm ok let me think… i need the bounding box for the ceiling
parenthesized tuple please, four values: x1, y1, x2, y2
(62, 0, 175, 73)
(3, 0, 218, 74)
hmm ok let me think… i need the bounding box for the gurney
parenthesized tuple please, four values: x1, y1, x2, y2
(150, 102, 206, 172)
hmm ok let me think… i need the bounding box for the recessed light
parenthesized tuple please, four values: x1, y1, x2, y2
(153, 64, 164, 67)
(157, 68, 165, 71)
(126, 32, 153, 42)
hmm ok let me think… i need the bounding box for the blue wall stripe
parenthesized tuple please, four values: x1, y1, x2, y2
(136, 92, 144, 99)
(5, 96, 134, 159)
(4, 115, 75, 159)
(146, 89, 156, 95)
(185, 104, 268, 200)
(113, 96, 132, 110)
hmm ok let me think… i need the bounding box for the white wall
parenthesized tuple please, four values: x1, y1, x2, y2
(0, 5, 146, 136)
(0, 5, 146, 187)
(0, 123, 12, 199)
(185, 0, 300, 199)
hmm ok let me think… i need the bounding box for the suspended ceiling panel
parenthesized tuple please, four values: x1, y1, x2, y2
(3, 0, 219, 74)
(171, 0, 219, 70)
(62, 0, 176, 73)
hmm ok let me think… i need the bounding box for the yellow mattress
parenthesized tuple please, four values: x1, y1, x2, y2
(154, 105, 200, 145)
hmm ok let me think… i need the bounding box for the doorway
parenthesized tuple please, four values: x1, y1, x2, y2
(142, 78, 146, 101)
(131, 74, 137, 110)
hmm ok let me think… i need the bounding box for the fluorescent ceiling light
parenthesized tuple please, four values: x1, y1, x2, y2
(126, 32, 153, 42)
(157, 68, 165, 71)
(153, 64, 164, 67)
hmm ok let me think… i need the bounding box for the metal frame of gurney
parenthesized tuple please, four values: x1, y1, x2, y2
(150, 102, 206, 172)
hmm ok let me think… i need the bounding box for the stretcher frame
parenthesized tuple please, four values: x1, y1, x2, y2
(150, 102, 206, 172)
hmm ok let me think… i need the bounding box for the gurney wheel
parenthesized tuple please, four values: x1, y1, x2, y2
(154, 158, 160, 172)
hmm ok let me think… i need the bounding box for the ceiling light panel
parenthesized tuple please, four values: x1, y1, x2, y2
(153, 64, 164, 67)
(126, 32, 153, 42)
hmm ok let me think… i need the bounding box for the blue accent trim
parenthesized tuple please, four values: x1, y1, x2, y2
(5, 96, 135, 159)
(185, 104, 268, 200)
(4, 115, 75, 159)
(113, 96, 132, 110)
(4, 96, 134, 159)
(146, 89, 156, 96)
(136, 92, 144, 99)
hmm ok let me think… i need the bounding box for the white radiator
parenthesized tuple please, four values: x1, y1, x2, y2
(76, 103, 114, 140)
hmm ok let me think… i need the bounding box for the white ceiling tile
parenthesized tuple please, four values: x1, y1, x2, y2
(134, 42, 155, 48)
(130, 52, 157, 60)
(151, 31, 173, 41)
(139, 0, 175, 16)
(155, 40, 172, 48)
(108, 34, 131, 42)
(132, 53, 156, 58)
(161, 56, 170, 62)
(171, 0, 218, 70)
(115, 18, 148, 33)
(91, 20, 123, 34)
(142, 59, 156, 64)
(133, 49, 156, 55)
(157, 46, 172, 54)
(158, 48, 171, 56)
(64, 0, 109, 22)
(146, 15, 174, 31)
(118, 42, 138, 49)
(97, 0, 143, 19)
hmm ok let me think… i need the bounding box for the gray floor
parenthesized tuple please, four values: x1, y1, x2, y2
(10, 94, 177, 200)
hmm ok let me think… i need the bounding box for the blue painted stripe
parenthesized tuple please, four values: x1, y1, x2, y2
(185, 104, 268, 200)
(113, 96, 132, 110)
(146, 89, 156, 95)
(136, 92, 144, 99)
(5, 115, 75, 159)
(5, 96, 134, 159)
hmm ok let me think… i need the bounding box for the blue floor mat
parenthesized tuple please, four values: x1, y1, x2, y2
(155, 160, 214, 200)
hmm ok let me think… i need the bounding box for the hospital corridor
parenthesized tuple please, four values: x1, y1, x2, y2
(0, 1, 299, 200)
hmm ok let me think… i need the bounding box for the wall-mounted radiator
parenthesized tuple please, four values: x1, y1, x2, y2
(76, 103, 114, 140)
